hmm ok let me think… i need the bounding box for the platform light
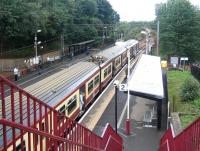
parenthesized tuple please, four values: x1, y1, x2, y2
(141, 30, 150, 54)
(37, 29, 41, 33)
(113, 80, 120, 133)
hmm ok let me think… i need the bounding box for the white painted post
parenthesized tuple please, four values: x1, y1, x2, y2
(127, 49, 130, 119)
(126, 48, 131, 135)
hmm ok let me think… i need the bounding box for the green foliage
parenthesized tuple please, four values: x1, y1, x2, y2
(0, 0, 119, 54)
(181, 78, 200, 102)
(155, 0, 200, 62)
(194, 98, 200, 109)
(180, 114, 199, 128)
(115, 21, 156, 40)
(168, 70, 200, 127)
(96, 0, 119, 24)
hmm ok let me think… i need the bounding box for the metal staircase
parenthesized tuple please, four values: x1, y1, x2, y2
(159, 117, 200, 151)
(0, 76, 123, 151)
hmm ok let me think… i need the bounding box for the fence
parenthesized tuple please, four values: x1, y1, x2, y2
(159, 117, 200, 151)
(191, 64, 200, 82)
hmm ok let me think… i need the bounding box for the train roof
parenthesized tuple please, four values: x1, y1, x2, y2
(95, 39, 139, 64)
(25, 61, 98, 106)
(124, 39, 139, 48)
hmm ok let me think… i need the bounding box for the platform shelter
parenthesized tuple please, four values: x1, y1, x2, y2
(68, 40, 94, 56)
(127, 54, 168, 130)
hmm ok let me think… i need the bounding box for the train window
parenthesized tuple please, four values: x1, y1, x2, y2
(115, 59, 117, 66)
(115, 58, 120, 66)
(57, 107, 65, 123)
(88, 80, 94, 94)
(16, 140, 26, 151)
(104, 69, 108, 78)
(67, 95, 77, 115)
(59, 105, 66, 115)
(108, 65, 111, 74)
(122, 53, 126, 60)
(94, 75, 100, 86)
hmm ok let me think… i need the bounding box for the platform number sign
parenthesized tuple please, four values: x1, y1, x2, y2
(119, 84, 127, 91)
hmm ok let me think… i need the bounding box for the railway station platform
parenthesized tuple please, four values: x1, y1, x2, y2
(79, 54, 166, 151)
(94, 93, 164, 151)
(4, 46, 105, 89)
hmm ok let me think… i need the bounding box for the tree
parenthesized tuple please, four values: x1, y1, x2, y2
(115, 21, 155, 40)
(96, 0, 119, 24)
(0, 0, 120, 55)
(156, 0, 200, 62)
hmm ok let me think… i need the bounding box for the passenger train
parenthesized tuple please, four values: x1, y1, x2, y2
(0, 39, 140, 151)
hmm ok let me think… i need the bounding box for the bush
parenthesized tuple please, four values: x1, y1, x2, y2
(181, 78, 200, 101)
(194, 98, 200, 109)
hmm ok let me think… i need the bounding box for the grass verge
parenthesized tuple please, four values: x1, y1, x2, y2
(168, 70, 200, 128)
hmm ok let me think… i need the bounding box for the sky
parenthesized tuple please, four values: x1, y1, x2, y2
(107, 0, 200, 21)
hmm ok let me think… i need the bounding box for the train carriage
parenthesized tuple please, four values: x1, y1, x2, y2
(96, 45, 125, 77)
(124, 39, 139, 58)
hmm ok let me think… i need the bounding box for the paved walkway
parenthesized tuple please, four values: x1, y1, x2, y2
(93, 94, 164, 151)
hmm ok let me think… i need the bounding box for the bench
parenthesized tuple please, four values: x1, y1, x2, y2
(143, 106, 156, 127)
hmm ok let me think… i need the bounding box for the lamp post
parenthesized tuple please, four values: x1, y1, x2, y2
(113, 80, 120, 133)
(126, 48, 131, 135)
(102, 26, 107, 46)
(157, 20, 160, 56)
(104, 26, 107, 38)
(34, 29, 41, 61)
(141, 30, 150, 55)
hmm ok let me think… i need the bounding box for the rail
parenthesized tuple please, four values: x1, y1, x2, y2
(0, 118, 102, 151)
(159, 117, 200, 151)
(0, 75, 123, 151)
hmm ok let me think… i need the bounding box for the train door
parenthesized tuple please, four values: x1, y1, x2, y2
(112, 60, 115, 77)
(79, 86, 85, 114)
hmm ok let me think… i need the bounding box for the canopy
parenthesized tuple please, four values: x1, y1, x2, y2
(128, 54, 164, 100)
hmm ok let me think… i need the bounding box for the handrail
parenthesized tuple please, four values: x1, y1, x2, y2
(0, 75, 101, 134)
(175, 116, 200, 139)
(0, 75, 102, 150)
(159, 117, 200, 151)
(0, 118, 103, 151)
(0, 75, 123, 151)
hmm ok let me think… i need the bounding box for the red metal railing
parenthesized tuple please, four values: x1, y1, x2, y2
(0, 75, 123, 151)
(159, 117, 200, 151)
(101, 124, 123, 151)
(0, 118, 102, 151)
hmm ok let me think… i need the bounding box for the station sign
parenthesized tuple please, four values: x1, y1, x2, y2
(119, 84, 127, 91)
(170, 57, 179, 64)
(180, 57, 188, 61)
